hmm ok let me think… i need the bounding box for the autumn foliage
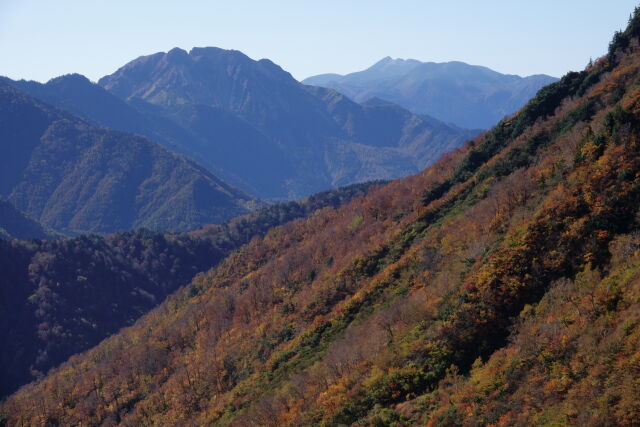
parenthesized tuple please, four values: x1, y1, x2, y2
(4, 8, 640, 427)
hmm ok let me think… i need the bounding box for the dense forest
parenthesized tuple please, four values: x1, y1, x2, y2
(5, 8, 640, 427)
(0, 198, 57, 240)
(0, 82, 257, 234)
(0, 181, 379, 398)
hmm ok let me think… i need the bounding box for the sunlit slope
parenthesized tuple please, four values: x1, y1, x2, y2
(0, 182, 378, 399)
(4, 8, 640, 426)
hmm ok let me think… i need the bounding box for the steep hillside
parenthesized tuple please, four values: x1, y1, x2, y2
(97, 47, 478, 199)
(0, 198, 56, 240)
(0, 74, 218, 171)
(0, 181, 379, 399)
(1, 74, 156, 135)
(425, 241, 640, 426)
(0, 230, 226, 399)
(5, 10, 640, 427)
(304, 57, 557, 129)
(0, 82, 256, 234)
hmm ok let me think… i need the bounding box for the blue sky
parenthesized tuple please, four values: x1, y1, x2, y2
(0, 1, 638, 83)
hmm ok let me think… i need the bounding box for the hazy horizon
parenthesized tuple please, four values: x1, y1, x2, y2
(1, 1, 638, 83)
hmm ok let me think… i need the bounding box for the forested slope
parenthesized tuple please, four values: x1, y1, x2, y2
(0, 82, 256, 234)
(5, 9, 640, 427)
(0, 198, 57, 240)
(0, 181, 379, 399)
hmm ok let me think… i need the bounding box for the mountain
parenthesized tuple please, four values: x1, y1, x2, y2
(0, 181, 380, 398)
(303, 57, 558, 129)
(4, 50, 479, 201)
(0, 82, 257, 235)
(92, 47, 479, 200)
(0, 198, 57, 240)
(0, 74, 216, 171)
(6, 10, 640, 427)
(307, 56, 423, 86)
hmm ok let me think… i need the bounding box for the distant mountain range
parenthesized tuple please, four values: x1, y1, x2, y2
(303, 57, 558, 129)
(0, 82, 257, 235)
(97, 47, 482, 199)
(6, 10, 640, 424)
(3, 48, 480, 201)
(0, 48, 555, 235)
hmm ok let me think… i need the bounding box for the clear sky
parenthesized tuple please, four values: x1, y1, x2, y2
(0, 1, 638, 83)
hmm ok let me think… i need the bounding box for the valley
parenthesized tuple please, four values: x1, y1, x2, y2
(2, 3, 640, 426)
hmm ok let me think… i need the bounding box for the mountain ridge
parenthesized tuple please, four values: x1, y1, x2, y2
(95, 46, 481, 199)
(4, 49, 498, 202)
(0, 81, 257, 234)
(303, 58, 558, 129)
(5, 9, 640, 425)
(12, 8, 640, 424)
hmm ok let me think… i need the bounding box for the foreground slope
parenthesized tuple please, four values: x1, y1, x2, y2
(5, 11, 640, 426)
(0, 82, 256, 234)
(0, 182, 379, 399)
(304, 57, 557, 129)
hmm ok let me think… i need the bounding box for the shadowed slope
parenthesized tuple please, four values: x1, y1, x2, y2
(6, 10, 640, 427)
(0, 82, 257, 234)
(0, 181, 381, 398)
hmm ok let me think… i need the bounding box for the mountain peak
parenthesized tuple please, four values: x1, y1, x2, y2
(10, 11, 640, 421)
(368, 56, 421, 71)
(165, 47, 189, 62)
(304, 57, 558, 128)
(189, 46, 222, 57)
(46, 73, 92, 86)
(93, 46, 477, 200)
(189, 46, 246, 59)
(99, 46, 308, 110)
(373, 56, 394, 66)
